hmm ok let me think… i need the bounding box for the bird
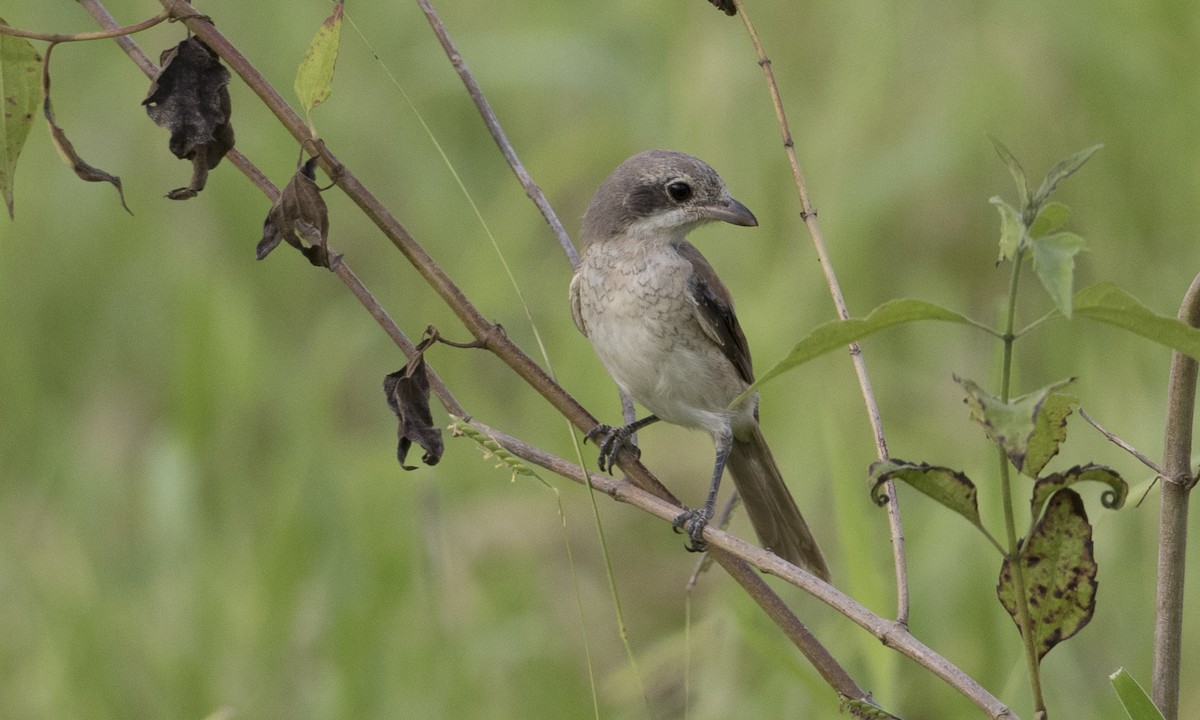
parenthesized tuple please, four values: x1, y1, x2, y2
(569, 149, 830, 581)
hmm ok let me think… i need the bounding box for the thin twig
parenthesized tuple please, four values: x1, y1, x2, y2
(1078, 407, 1166, 476)
(0, 9, 168, 43)
(731, 0, 909, 626)
(1152, 271, 1200, 720)
(414, 0, 578, 268)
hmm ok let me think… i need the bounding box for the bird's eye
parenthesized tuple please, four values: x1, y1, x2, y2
(665, 180, 692, 202)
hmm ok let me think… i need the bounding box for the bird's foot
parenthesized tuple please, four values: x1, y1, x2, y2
(673, 505, 715, 553)
(585, 423, 641, 473)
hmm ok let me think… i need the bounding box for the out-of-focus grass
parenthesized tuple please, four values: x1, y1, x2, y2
(1, 0, 1197, 718)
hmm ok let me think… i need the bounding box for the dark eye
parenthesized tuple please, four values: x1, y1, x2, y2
(665, 180, 692, 202)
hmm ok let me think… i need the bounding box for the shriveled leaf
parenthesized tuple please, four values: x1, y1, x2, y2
(295, 1, 343, 119)
(383, 335, 443, 470)
(706, 0, 738, 16)
(997, 488, 1097, 661)
(41, 43, 130, 214)
(1032, 143, 1103, 207)
(1075, 282, 1200, 361)
(870, 459, 983, 531)
(1029, 201, 1070, 239)
(142, 37, 235, 200)
(0, 20, 41, 218)
(989, 136, 1030, 211)
(1032, 231, 1087, 318)
(1022, 392, 1079, 478)
(1032, 464, 1127, 521)
(741, 298, 981, 402)
(957, 376, 1075, 473)
(990, 196, 1025, 262)
(1109, 668, 1166, 720)
(258, 156, 339, 268)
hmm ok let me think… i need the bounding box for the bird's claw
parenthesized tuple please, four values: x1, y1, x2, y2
(585, 423, 641, 473)
(673, 505, 715, 553)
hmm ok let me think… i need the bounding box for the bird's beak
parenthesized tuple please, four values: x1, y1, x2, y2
(703, 196, 758, 227)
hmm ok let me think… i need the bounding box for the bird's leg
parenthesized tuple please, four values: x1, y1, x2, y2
(673, 429, 732, 553)
(585, 415, 660, 473)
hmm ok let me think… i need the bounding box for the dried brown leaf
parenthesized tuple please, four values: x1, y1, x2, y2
(257, 156, 339, 268)
(383, 335, 443, 470)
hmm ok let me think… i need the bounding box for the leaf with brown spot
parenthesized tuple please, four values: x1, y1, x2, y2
(41, 43, 130, 214)
(142, 37, 234, 200)
(1031, 464, 1127, 520)
(957, 375, 1075, 474)
(383, 335, 443, 470)
(0, 19, 41, 218)
(997, 488, 1097, 661)
(257, 156, 339, 268)
(870, 459, 984, 533)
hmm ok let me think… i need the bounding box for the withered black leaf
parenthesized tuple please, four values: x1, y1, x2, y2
(257, 156, 340, 268)
(41, 42, 131, 214)
(383, 336, 443, 470)
(143, 37, 235, 200)
(707, 0, 738, 16)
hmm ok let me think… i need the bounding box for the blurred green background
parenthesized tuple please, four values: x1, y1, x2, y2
(2, 1, 1198, 718)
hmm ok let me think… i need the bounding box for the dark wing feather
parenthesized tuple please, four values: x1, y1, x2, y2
(677, 241, 754, 384)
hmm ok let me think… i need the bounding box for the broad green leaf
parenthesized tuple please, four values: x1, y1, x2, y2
(1032, 232, 1087, 318)
(1109, 668, 1166, 720)
(1033, 143, 1103, 206)
(741, 299, 984, 401)
(870, 460, 983, 532)
(1029, 201, 1070, 239)
(957, 376, 1075, 473)
(990, 196, 1025, 262)
(295, 1, 343, 119)
(0, 21, 42, 218)
(1075, 282, 1200, 361)
(997, 488, 1097, 661)
(1022, 392, 1079, 478)
(1031, 464, 1127, 520)
(989, 136, 1030, 211)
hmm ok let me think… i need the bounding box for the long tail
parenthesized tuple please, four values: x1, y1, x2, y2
(725, 423, 830, 581)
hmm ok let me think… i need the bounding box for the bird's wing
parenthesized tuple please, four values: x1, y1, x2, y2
(568, 271, 588, 337)
(677, 241, 754, 384)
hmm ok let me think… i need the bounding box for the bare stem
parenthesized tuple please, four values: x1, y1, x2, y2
(731, 0, 908, 625)
(0, 9, 167, 43)
(1151, 271, 1200, 720)
(1077, 407, 1166, 477)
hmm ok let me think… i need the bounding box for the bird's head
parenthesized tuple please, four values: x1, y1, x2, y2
(582, 150, 757, 243)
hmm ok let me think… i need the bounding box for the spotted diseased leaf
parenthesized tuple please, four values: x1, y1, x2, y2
(870, 459, 983, 531)
(0, 19, 41, 218)
(383, 335, 443, 470)
(1023, 392, 1079, 479)
(41, 43, 130, 214)
(257, 157, 339, 268)
(997, 488, 1097, 661)
(1031, 464, 1127, 521)
(142, 37, 234, 200)
(957, 376, 1075, 474)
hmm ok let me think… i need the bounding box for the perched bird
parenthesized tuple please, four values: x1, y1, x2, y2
(569, 150, 830, 580)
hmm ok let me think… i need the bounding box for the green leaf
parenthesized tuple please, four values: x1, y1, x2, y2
(295, 1, 344, 119)
(989, 136, 1030, 211)
(870, 460, 984, 532)
(1075, 282, 1200, 361)
(741, 299, 984, 402)
(1109, 668, 1166, 720)
(1031, 464, 1127, 520)
(0, 21, 42, 219)
(1022, 392, 1078, 478)
(1029, 201, 1070, 239)
(990, 196, 1025, 262)
(957, 376, 1075, 473)
(997, 488, 1097, 661)
(1032, 232, 1087, 318)
(1033, 143, 1103, 207)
